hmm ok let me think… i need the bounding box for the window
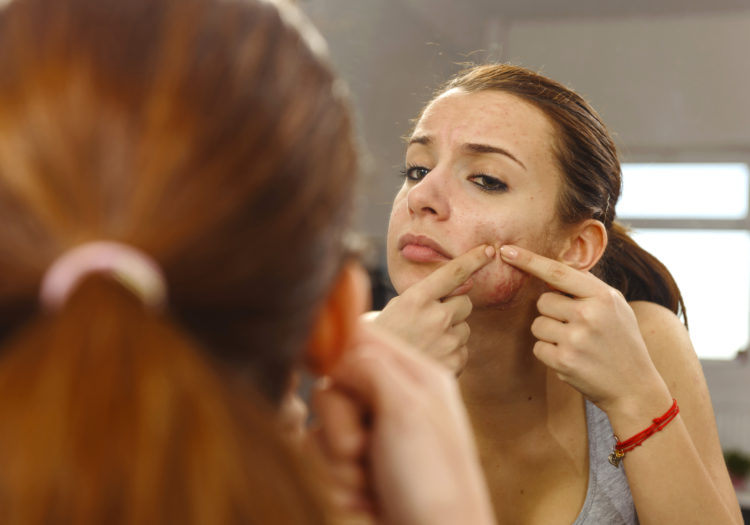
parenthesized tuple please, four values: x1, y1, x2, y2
(618, 163, 750, 360)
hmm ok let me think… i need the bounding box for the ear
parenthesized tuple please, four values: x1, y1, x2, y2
(557, 219, 608, 272)
(305, 261, 371, 375)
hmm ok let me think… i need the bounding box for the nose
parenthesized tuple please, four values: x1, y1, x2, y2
(406, 169, 450, 220)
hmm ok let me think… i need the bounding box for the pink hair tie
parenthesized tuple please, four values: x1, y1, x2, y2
(39, 241, 167, 311)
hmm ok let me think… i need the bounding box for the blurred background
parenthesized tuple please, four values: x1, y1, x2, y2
(300, 0, 750, 503)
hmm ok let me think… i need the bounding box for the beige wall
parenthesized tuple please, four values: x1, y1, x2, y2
(506, 13, 750, 156)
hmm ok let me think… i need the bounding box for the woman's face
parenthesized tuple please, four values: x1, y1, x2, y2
(387, 89, 569, 308)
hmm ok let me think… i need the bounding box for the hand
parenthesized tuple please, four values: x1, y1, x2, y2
(365, 244, 495, 374)
(499, 244, 669, 414)
(277, 372, 309, 446)
(312, 324, 496, 525)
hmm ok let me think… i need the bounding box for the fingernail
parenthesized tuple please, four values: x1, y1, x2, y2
(484, 245, 496, 258)
(500, 245, 517, 259)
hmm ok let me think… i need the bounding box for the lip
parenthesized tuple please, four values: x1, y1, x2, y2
(398, 233, 452, 263)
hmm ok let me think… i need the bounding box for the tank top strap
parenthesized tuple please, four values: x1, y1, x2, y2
(572, 400, 639, 525)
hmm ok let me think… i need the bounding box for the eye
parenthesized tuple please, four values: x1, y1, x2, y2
(400, 165, 430, 183)
(469, 174, 508, 193)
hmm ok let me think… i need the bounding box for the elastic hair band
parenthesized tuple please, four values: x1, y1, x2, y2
(39, 241, 167, 312)
(608, 398, 679, 468)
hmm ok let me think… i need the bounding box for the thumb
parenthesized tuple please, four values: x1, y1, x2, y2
(411, 244, 495, 301)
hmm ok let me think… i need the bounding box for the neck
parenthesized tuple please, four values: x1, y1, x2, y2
(458, 297, 583, 441)
(459, 298, 543, 406)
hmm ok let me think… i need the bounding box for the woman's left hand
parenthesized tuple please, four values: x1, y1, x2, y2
(499, 244, 669, 414)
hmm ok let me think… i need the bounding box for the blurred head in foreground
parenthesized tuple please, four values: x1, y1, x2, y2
(0, 0, 362, 522)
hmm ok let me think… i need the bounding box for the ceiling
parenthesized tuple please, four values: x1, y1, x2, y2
(404, 0, 750, 20)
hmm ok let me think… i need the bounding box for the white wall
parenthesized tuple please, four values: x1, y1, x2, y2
(704, 359, 750, 452)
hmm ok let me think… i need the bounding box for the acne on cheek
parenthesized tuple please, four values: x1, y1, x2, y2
(459, 224, 520, 305)
(470, 259, 529, 307)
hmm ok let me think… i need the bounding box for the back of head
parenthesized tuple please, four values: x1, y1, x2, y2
(441, 64, 686, 322)
(0, 0, 356, 522)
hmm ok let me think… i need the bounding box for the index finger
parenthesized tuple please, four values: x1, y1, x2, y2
(499, 244, 601, 298)
(414, 244, 496, 300)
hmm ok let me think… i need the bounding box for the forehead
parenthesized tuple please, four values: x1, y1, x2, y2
(413, 89, 558, 161)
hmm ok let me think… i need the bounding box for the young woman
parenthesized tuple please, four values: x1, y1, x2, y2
(372, 64, 742, 524)
(0, 0, 495, 523)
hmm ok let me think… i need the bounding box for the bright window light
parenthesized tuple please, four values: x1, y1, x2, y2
(618, 163, 749, 219)
(629, 229, 750, 360)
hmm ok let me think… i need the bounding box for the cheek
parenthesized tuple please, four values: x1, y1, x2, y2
(387, 187, 410, 237)
(464, 221, 554, 307)
(386, 194, 414, 293)
(468, 258, 530, 307)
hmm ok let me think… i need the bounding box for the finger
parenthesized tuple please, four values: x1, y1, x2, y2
(321, 455, 368, 493)
(449, 322, 471, 348)
(429, 322, 471, 360)
(536, 291, 576, 322)
(334, 324, 450, 403)
(441, 295, 473, 324)
(499, 244, 600, 298)
(532, 339, 559, 369)
(329, 332, 417, 413)
(304, 424, 369, 508)
(413, 244, 495, 300)
(278, 390, 309, 444)
(356, 323, 453, 387)
(442, 345, 469, 375)
(530, 315, 566, 344)
(444, 279, 473, 298)
(327, 480, 374, 516)
(360, 310, 380, 323)
(312, 382, 368, 460)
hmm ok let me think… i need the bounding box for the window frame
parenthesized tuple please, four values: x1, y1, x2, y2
(617, 152, 750, 361)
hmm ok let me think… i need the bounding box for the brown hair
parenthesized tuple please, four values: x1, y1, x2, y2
(0, 0, 357, 522)
(440, 64, 686, 323)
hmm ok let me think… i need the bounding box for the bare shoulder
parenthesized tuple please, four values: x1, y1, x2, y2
(629, 301, 689, 341)
(629, 300, 716, 434)
(628, 304, 738, 518)
(628, 300, 702, 395)
(629, 301, 692, 356)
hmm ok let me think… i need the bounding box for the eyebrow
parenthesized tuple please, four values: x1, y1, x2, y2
(408, 135, 527, 170)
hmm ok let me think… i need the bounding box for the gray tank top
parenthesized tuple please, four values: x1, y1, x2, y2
(572, 401, 639, 524)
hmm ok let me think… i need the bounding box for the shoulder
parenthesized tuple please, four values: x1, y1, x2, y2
(627, 306, 736, 516)
(628, 301, 714, 440)
(629, 300, 684, 329)
(629, 301, 690, 348)
(628, 300, 701, 393)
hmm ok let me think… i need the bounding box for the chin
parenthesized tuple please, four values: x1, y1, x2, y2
(388, 264, 434, 295)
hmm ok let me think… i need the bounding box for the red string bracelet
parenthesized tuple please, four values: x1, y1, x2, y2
(608, 398, 679, 468)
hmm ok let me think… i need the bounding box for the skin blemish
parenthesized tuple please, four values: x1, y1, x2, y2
(385, 89, 566, 308)
(471, 262, 530, 308)
(490, 278, 521, 302)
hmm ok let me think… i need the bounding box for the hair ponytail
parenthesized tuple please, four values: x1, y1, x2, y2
(0, 276, 327, 525)
(597, 222, 687, 325)
(0, 0, 358, 519)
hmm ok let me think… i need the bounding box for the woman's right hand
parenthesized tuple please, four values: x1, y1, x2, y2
(363, 244, 495, 374)
(312, 324, 496, 525)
